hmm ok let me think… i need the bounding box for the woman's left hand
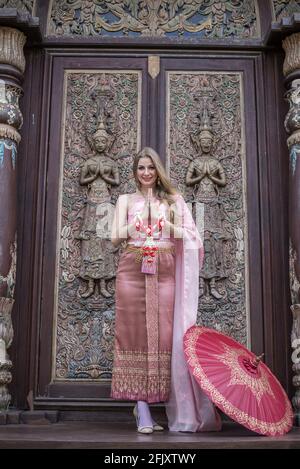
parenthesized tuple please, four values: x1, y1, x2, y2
(149, 201, 162, 222)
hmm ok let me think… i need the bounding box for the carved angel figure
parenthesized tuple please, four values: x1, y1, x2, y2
(78, 119, 120, 298)
(186, 106, 227, 299)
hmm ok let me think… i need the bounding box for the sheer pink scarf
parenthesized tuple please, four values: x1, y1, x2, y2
(165, 195, 221, 432)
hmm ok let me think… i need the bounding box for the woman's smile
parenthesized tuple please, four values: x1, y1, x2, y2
(137, 156, 157, 188)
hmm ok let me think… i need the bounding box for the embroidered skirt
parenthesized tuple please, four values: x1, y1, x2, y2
(111, 245, 175, 403)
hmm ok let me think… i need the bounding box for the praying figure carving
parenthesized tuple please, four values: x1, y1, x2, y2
(78, 117, 120, 299)
(186, 106, 228, 300)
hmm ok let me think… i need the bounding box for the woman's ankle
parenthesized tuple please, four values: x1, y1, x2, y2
(137, 401, 152, 425)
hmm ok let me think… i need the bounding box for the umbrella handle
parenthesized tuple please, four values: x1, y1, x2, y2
(242, 353, 264, 373)
(251, 353, 264, 369)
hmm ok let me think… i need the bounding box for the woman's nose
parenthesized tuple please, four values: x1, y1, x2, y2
(144, 168, 149, 175)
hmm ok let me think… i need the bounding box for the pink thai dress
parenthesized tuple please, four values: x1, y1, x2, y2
(111, 191, 221, 432)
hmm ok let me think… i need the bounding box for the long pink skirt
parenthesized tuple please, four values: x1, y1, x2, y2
(111, 246, 175, 403)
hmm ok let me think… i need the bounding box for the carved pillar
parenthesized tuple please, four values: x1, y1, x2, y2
(0, 27, 25, 410)
(283, 32, 300, 426)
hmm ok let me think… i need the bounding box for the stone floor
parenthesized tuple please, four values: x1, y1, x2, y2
(0, 420, 299, 449)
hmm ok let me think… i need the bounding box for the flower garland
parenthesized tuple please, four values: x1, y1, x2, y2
(134, 213, 165, 273)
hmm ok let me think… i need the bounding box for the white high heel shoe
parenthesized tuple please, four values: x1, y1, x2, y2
(133, 405, 153, 434)
(152, 421, 164, 431)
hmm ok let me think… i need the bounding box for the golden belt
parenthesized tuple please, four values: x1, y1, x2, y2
(125, 244, 175, 263)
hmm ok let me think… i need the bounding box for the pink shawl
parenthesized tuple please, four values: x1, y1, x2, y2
(165, 194, 221, 432)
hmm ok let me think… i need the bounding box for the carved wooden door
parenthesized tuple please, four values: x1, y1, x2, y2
(36, 53, 278, 407)
(38, 56, 149, 402)
(157, 58, 263, 353)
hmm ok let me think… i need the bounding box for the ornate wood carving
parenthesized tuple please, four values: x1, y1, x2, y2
(0, 0, 35, 13)
(54, 71, 141, 381)
(0, 297, 14, 408)
(272, 0, 300, 22)
(283, 33, 300, 78)
(48, 0, 258, 39)
(167, 72, 247, 345)
(0, 27, 26, 74)
(0, 27, 24, 410)
(283, 32, 300, 425)
(291, 304, 300, 425)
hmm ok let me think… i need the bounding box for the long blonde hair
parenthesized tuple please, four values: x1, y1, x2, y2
(133, 147, 178, 205)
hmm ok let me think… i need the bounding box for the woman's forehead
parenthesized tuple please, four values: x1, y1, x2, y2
(138, 157, 154, 166)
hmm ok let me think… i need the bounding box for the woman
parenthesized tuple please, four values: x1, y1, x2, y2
(111, 147, 221, 433)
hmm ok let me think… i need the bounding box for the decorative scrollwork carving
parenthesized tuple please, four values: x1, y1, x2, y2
(0, 297, 14, 410)
(0, 236, 16, 299)
(291, 304, 300, 420)
(0, 0, 34, 13)
(283, 37, 300, 423)
(167, 72, 247, 345)
(48, 0, 258, 39)
(55, 71, 140, 380)
(273, 0, 300, 22)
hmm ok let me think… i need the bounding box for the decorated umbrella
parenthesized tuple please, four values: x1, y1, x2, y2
(183, 325, 293, 436)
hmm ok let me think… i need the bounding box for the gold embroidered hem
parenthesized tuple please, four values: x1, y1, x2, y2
(111, 349, 171, 402)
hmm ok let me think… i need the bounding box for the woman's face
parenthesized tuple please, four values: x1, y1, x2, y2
(136, 157, 158, 190)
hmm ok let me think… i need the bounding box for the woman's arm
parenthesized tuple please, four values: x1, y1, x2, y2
(159, 201, 184, 239)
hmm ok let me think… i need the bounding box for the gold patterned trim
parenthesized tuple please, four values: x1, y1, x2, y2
(125, 244, 175, 263)
(185, 328, 293, 435)
(0, 124, 21, 144)
(148, 56, 160, 79)
(111, 349, 171, 402)
(213, 345, 275, 404)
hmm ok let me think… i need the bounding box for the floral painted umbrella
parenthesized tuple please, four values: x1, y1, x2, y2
(183, 325, 293, 436)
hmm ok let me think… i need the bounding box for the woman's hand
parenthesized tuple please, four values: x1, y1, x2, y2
(140, 199, 150, 222)
(149, 201, 161, 222)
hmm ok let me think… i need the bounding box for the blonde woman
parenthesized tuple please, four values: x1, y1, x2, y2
(111, 147, 221, 434)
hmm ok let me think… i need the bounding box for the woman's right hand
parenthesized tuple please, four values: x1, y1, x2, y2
(139, 199, 150, 224)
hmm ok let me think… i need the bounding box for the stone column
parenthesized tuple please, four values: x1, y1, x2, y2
(283, 32, 300, 426)
(0, 27, 25, 410)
